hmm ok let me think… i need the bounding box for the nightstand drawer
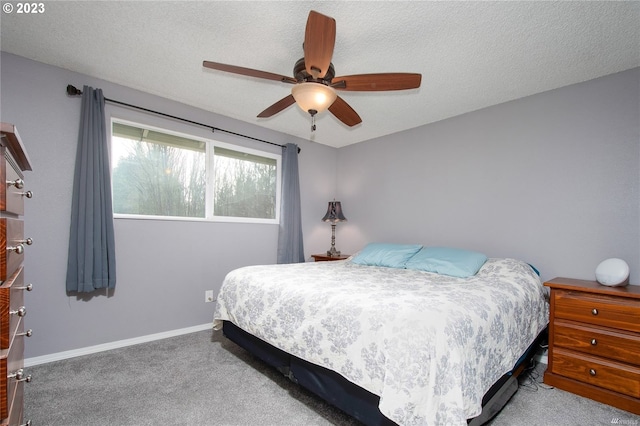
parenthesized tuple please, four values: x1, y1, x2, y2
(551, 347, 640, 398)
(554, 319, 640, 366)
(554, 290, 640, 332)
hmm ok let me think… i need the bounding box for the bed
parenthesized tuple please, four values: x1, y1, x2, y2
(213, 245, 549, 425)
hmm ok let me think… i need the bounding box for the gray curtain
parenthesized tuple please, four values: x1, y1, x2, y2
(66, 86, 116, 292)
(277, 143, 304, 263)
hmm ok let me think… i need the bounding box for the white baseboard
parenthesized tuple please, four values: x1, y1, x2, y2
(24, 323, 213, 367)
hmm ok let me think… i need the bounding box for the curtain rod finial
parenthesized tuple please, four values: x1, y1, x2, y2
(66, 85, 82, 96)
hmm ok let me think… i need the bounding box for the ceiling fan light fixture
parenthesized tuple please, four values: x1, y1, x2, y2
(291, 82, 337, 115)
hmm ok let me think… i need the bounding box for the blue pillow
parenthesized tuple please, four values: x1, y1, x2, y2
(351, 243, 422, 268)
(405, 246, 487, 278)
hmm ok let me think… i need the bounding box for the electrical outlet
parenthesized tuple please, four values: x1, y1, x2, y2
(205, 290, 214, 303)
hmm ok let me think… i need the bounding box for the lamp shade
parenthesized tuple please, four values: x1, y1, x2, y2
(322, 201, 347, 223)
(291, 82, 337, 114)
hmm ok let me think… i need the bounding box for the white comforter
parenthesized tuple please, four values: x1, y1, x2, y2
(213, 258, 549, 425)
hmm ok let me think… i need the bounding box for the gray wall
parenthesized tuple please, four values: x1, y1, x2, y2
(337, 68, 640, 285)
(1, 53, 338, 358)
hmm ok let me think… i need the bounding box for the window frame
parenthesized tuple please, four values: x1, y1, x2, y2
(110, 117, 281, 224)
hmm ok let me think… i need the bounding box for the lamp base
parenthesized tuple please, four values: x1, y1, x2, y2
(326, 247, 341, 257)
(326, 222, 341, 257)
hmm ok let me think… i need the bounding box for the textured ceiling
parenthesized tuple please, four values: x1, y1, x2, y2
(1, 1, 638, 148)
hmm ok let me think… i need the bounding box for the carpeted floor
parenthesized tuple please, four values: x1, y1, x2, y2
(24, 329, 640, 425)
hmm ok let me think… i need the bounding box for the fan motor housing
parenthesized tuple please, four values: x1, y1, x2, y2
(293, 57, 335, 83)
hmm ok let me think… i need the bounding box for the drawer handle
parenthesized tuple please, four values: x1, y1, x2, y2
(8, 368, 31, 383)
(15, 283, 33, 292)
(589, 368, 597, 376)
(591, 308, 598, 316)
(19, 190, 33, 199)
(590, 338, 597, 346)
(7, 244, 24, 254)
(10, 306, 26, 317)
(18, 237, 33, 246)
(7, 178, 24, 189)
(18, 329, 33, 338)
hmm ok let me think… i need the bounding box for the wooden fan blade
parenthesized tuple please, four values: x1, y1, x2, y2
(257, 95, 296, 118)
(332, 73, 422, 91)
(304, 11, 336, 79)
(328, 96, 362, 127)
(203, 61, 297, 84)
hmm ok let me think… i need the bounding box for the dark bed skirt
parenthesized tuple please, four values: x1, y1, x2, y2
(222, 321, 547, 426)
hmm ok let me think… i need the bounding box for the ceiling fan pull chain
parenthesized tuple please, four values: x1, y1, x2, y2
(309, 109, 318, 132)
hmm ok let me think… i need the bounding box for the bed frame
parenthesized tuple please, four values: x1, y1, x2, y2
(222, 320, 547, 426)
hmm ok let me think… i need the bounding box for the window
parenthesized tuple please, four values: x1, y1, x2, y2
(111, 120, 280, 223)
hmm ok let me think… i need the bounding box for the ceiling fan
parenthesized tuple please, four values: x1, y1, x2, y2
(203, 10, 422, 131)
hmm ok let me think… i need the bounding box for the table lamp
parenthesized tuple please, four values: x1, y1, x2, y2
(321, 201, 347, 257)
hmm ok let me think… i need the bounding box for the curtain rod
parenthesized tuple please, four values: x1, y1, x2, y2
(66, 84, 299, 153)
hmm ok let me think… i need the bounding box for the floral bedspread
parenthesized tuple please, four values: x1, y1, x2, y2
(213, 258, 549, 425)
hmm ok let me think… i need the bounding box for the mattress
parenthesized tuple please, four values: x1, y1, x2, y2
(214, 257, 549, 425)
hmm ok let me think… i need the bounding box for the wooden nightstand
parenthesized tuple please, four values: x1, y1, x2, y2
(311, 254, 350, 262)
(543, 277, 640, 415)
